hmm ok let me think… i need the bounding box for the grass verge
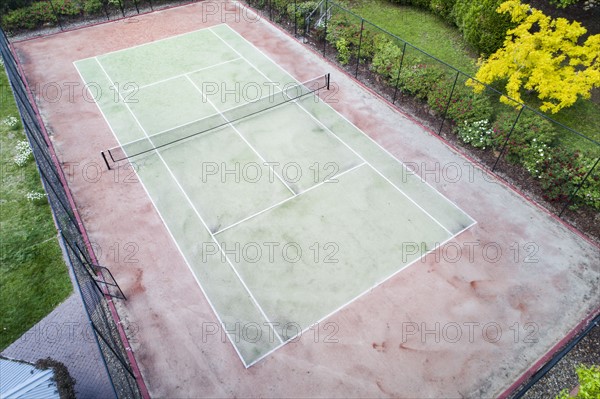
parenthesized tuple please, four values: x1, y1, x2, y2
(348, 0, 477, 74)
(0, 65, 72, 350)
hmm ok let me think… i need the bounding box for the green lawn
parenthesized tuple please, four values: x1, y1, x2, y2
(347, 0, 600, 155)
(0, 65, 72, 350)
(348, 0, 477, 74)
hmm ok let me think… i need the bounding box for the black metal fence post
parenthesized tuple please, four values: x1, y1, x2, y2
(392, 42, 407, 104)
(323, 0, 328, 57)
(492, 105, 525, 172)
(438, 70, 460, 135)
(46, 0, 63, 30)
(102, 0, 110, 20)
(293, 0, 298, 36)
(117, 0, 125, 17)
(354, 18, 364, 78)
(559, 156, 600, 217)
(269, 0, 272, 20)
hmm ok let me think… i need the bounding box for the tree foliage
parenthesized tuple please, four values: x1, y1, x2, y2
(471, 0, 600, 113)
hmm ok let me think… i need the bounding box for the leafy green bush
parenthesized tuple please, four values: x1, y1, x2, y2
(539, 147, 588, 204)
(556, 365, 600, 399)
(371, 37, 404, 82)
(397, 61, 444, 99)
(492, 111, 557, 164)
(336, 37, 351, 64)
(326, 14, 359, 59)
(452, 0, 515, 56)
(576, 156, 600, 210)
(1, 0, 88, 31)
(355, 27, 381, 63)
(326, 13, 382, 65)
(82, 0, 104, 15)
(2, 7, 35, 30)
(286, 1, 318, 30)
(2, 1, 57, 31)
(428, 81, 493, 123)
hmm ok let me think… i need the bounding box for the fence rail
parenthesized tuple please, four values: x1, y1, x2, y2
(0, 28, 142, 399)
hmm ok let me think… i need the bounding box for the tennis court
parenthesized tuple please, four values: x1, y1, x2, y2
(75, 23, 474, 367)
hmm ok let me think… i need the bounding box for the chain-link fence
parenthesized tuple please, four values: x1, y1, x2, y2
(0, 28, 143, 399)
(245, 0, 600, 241)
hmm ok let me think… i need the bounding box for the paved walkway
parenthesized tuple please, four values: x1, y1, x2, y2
(1, 293, 115, 399)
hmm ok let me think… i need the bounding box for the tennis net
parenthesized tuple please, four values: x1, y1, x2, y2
(101, 73, 331, 170)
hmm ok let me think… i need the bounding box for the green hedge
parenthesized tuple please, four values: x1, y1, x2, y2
(1, 0, 107, 31)
(452, 0, 515, 57)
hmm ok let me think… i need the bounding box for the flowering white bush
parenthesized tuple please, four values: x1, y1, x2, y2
(2, 116, 19, 128)
(456, 120, 494, 149)
(26, 191, 47, 201)
(522, 138, 550, 178)
(14, 140, 32, 166)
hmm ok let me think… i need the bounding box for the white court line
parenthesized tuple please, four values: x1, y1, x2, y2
(219, 18, 477, 226)
(210, 24, 452, 235)
(184, 74, 296, 195)
(214, 162, 366, 236)
(73, 61, 254, 368)
(132, 57, 242, 91)
(94, 57, 285, 349)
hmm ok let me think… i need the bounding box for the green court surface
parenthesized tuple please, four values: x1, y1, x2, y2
(74, 24, 475, 367)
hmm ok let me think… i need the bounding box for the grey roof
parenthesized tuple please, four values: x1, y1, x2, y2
(0, 357, 59, 399)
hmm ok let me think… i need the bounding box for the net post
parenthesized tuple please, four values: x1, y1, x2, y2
(101, 151, 112, 171)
